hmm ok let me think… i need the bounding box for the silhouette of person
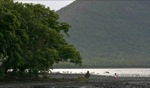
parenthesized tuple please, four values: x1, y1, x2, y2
(85, 71, 90, 78)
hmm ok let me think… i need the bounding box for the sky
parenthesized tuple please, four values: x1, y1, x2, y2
(16, 0, 75, 11)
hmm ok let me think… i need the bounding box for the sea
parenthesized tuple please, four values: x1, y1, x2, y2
(51, 68, 150, 77)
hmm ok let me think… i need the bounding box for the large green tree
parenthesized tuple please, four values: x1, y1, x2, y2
(0, 1, 28, 74)
(0, 0, 81, 77)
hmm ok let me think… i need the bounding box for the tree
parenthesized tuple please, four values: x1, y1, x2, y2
(0, 1, 28, 74)
(0, 0, 82, 77)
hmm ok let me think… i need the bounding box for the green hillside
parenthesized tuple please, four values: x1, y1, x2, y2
(55, 1, 150, 68)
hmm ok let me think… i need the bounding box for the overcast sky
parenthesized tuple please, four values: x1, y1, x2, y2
(16, 0, 75, 11)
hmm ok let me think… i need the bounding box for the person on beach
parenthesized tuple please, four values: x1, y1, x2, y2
(85, 71, 90, 78)
(114, 73, 119, 79)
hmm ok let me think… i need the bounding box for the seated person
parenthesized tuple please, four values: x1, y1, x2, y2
(85, 71, 90, 78)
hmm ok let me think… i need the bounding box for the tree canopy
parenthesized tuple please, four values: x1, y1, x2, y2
(0, 0, 81, 78)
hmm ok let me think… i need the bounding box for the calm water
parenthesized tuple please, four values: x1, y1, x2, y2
(51, 68, 150, 77)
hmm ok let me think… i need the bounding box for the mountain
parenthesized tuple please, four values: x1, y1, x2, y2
(55, 0, 150, 68)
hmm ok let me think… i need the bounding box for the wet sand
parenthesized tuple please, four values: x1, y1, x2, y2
(0, 74, 150, 88)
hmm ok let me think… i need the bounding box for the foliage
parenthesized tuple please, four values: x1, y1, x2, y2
(0, 0, 81, 77)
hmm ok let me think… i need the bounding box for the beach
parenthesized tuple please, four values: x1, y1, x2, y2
(0, 74, 150, 88)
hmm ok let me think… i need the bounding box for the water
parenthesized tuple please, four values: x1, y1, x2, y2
(51, 68, 150, 77)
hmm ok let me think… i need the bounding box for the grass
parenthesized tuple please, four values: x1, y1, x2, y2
(77, 76, 89, 81)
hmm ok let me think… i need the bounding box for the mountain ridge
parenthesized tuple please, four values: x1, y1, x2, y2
(55, 1, 150, 68)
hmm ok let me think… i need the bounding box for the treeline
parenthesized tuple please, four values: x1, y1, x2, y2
(0, 0, 81, 79)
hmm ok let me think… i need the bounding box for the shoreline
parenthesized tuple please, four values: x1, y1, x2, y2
(1, 74, 150, 88)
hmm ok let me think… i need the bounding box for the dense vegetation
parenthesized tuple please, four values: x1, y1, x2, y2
(57, 1, 150, 68)
(0, 0, 81, 79)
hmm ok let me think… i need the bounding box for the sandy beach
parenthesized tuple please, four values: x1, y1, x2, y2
(0, 74, 150, 88)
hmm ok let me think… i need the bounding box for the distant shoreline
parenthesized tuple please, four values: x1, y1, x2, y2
(53, 67, 150, 69)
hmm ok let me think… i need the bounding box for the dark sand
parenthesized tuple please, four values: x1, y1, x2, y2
(0, 74, 150, 88)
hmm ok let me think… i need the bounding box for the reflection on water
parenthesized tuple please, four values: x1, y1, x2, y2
(51, 68, 150, 77)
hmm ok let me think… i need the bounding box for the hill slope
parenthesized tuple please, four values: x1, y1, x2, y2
(56, 1, 150, 68)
